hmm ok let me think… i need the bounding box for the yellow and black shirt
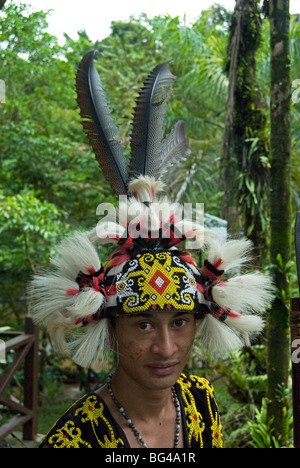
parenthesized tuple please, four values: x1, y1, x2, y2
(40, 374, 223, 448)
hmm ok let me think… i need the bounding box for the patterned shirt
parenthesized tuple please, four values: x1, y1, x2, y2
(40, 373, 223, 448)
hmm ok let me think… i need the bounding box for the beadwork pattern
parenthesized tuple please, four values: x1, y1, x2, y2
(114, 251, 198, 314)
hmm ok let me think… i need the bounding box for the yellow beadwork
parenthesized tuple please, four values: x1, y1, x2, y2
(75, 395, 124, 448)
(48, 395, 124, 449)
(48, 420, 92, 448)
(192, 376, 223, 448)
(116, 251, 197, 314)
(178, 373, 223, 448)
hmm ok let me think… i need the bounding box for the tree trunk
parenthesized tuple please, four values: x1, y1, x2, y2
(231, 0, 269, 262)
(0, 1, 7, 10)
(221, 0, 243, 237)
(267, 0, 291, 443)
(222, 0, 269, 256)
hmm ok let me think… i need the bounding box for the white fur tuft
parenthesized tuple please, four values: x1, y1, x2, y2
(204, 234, 253, 274)
(68, 319, 112, 372)
(66, 289, 105, 319)
(212, 273, 274, 314)
(28, 231, 109, 371)
(51, 232, 101, 278)
(195, 233, 274, 356)
(197, 315, 243, 356)
(94, 222, 126, 243)
(128, 175, 164, 202)
(196, 313, 265, 357)
(28, 274, 79, 327)
(225, 314, 265, 335)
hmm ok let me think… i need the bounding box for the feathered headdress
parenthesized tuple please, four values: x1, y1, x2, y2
(28, 52, 274, 371)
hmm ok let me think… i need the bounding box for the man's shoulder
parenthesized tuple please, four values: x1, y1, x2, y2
(39, 393, 105, 448)
(177, 372, 215, 394)
(52, 393, 96, 423)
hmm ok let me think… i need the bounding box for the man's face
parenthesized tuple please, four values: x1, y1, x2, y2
(113, 311, 197, 391)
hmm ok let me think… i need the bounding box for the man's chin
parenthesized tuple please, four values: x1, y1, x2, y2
(141, 364, 183, 389)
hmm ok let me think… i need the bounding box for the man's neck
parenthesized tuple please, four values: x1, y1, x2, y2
(110, 369, 174, 423)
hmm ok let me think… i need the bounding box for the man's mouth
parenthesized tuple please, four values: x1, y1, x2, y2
(146, 361, 179, 376)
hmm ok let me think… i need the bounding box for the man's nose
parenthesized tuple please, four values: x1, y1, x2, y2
(150, 327, 178, 358)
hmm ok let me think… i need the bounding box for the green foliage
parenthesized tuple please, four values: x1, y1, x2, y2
(0, 189, 66, 325)
(215, 346, 294, 448)
(248, 398, 293, 448)
(248, 398, 281, 448)
(220, 346, 268, 404)
(266, 253, 298, 303)
(0, 189, 66, 266)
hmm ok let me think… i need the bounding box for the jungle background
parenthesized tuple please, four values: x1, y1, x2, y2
(0, 0, 299, 448)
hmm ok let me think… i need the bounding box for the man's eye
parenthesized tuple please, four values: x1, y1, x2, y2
(174, 319, 186, 328)
(138, 322, 151, 331)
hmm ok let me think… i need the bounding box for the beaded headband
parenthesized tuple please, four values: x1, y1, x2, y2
(71, 237, 230, 323)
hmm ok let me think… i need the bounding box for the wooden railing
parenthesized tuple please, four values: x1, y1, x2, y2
(0, 316, 39, 441)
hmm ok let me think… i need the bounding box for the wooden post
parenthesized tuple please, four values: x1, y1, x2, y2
(23, 316, 39, 441)
(291, 298, 300, 448)
(291, 212, 300, 448)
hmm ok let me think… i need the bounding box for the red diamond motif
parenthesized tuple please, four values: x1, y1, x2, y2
(149, 270, 170, 294)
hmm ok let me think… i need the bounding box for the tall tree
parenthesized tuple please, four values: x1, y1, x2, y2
(267, 0, 292, 443)
(221, 0, 243, 236)
(222, 0, 270, 257)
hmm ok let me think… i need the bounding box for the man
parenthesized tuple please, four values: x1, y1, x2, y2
(37, 307, 222, 448)
(29, 54, 273, 449)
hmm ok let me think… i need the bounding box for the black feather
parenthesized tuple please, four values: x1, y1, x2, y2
(157, 120, 191, 176)
(128, 63, 176, 180)
(76, 51, 128, 195)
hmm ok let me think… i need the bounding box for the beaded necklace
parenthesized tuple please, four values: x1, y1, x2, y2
(106, 374, 181, 448)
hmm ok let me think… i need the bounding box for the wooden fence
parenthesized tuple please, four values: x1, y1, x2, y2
(0, 316, 39, 442)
